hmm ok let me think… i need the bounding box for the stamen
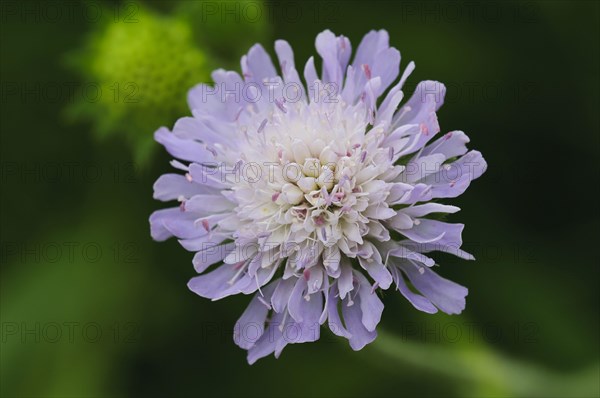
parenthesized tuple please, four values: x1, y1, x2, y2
(362, 64, 372, 80)
(233, 159, 243, 172)
(257, 296, 272, 310)
(391, 106, 412, 129)
(279, 310, 289, 332)
(275, 98, 287, 113)
(360, 150, 367, 163)
(320, 186, 329, 203)
(347, 295, 354, 307)
(255, 274, 264, 296)
(207, 147, 218, 157)
(257, 118, 267, 134)
(234, 107, 244, 122)
(321, 227, 328, 241)
(370, 282, 379, 294)
(409, 260, 426, 275)
(228, 261, 247, 285)
(325, 185, 339, 206)
(303, 269, 311, 281)
(339, 174, 350, 186)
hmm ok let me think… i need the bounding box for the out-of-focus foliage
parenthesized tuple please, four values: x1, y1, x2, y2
(176, 0, 271, 65)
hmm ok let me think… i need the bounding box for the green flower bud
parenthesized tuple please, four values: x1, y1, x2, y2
(66, 6, 212, 164)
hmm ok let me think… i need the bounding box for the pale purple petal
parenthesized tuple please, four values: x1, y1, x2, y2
(188, 163, 231, 189)
(338, 258, 354, 299)
(424, 150, 488, 199)
(192, 242, 234, 273)
(187, 263, 239, 300)
(422, 130, 470, 158)
(288, 278, 324, 331)
(401, 220, 475, 260)
(234, 282, 276, 349)
(154, 127, 215, 164)
(402, 203, 460, 218)
(342, 295, 377, 350)
(271, 277, 296, 313)
(390, 264, 438, 314)
(247, 311, 286, 364)
(303, 56, 318, 96)
(241, 44, 277, 83)
(274, 40, 306, 100)
(153, 174, 213, 201)
(316, 30, 351, 88)
(327, 284, 352, 338)
(353, 30, 389, 68)
(178, 231, 230, 252)
(400, 261, 468, 315)
(354, 271, 384, 332)
(149, 208, 200, 241)
(357, 241, 393, 289)
(370, 47, 400, 96)
(394, 218, 447, 244)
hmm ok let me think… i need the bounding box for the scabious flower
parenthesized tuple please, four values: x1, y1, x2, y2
(150, 30, 486, 364)
(66, 6, 210, 163)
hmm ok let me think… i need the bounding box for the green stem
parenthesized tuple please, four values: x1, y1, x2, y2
(371, 329, 599, 397)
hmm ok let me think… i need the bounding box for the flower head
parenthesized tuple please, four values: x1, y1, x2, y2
(150, 30, 487, 363)
(66, 6, 210, 163)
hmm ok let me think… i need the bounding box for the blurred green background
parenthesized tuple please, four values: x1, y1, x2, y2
(1, 1, 598, 397)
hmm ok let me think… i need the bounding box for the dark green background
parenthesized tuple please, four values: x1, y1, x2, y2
(1, 1, 598, 397)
